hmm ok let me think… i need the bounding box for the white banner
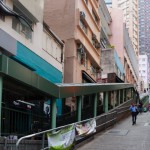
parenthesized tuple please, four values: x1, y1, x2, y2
(75, 119, 96, 137)
(47, 124, 75, 150)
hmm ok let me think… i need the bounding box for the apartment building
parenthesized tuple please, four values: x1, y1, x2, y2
(139, 55, 149, 90)
(124, 25, 138, 85)
(109, 8, 138, 86)
(99, 0, 124, 83)
(99, 0, 112, 50)
(105, 0, 139, 57)
(0, 0, 64, 135)
(44, 0, 101, 84)
(44, 0, 101, 113)
(139, 0, 150, 82)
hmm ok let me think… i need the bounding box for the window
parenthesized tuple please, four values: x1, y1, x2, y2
(90, 64, 96, 77)
(77, 43, 88, 67)
(42, 30, 62, 63)
(12, 5, 32, 41)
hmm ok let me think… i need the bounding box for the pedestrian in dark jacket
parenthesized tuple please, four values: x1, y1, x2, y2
(129, 103, 138, 125)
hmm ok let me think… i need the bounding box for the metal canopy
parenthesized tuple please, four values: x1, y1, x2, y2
(0, 55, 133, 99)
(56, 83, 133, 98)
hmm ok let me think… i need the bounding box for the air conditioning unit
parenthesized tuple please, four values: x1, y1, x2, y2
(92, 33, 97, 40)
(77, 43, 84, 54)
(80, 11, 86, 19)
(95, 42, 101, 49)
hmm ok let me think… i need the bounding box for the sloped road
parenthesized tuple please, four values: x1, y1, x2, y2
(78, 112, 150, 150)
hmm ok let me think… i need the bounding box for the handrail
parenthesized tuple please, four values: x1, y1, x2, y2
(16, 106, 130, 150)
(16, 116, 97, 149)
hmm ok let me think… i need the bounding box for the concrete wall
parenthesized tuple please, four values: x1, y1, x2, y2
(101, 49, 115, 78)
(44, 0, 76, 41)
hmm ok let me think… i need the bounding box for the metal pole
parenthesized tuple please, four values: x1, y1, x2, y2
(93, 93, 98, 117)
(124, 88, 126, 101)
(118, 90, 120, 105)
(104, 92, 108, 113)
(77, 96, 82, 121)
(42, 133, 45, 149)
(0, 76, 3, 136)
(51, 97, 57, 129)
(113, 91, 115, 108)
(122, 89, 125, 103)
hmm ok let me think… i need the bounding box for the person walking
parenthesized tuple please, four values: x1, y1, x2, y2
(129, 103, 138, 125)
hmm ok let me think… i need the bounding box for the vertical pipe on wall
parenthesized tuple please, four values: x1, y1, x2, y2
(77, 96, 82, 121)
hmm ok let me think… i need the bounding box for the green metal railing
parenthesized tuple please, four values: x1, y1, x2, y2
(15, 103, 131, 150)
(1, 105, 104, 137)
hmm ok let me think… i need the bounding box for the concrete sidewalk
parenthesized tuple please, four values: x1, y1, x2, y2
(78, 112, 150, 150)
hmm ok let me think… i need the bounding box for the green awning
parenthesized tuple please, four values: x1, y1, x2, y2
(0, 55, 134, 99)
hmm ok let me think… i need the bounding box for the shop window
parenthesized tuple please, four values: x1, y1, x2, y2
(12, 5, 32, 41)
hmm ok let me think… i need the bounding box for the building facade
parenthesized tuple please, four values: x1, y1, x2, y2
(99, 0, 112, 50)
(139, 54, 149, 90)
(44, 0, 103, 114)
(0, 0, 64, 135)
(124, 25, 138, 85)
(105, 0, 139, 58)
(109, 8, 138, 86)
(44, 0, 101, 84)
(139, 0, 150, 82)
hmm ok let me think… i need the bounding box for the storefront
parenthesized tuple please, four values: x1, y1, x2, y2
(0, 55, 57, 137)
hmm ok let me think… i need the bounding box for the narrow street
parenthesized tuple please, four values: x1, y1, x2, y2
(78, 112, 150, 150)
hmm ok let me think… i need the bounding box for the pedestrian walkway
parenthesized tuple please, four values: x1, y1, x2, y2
(78, 112, 150, 150)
